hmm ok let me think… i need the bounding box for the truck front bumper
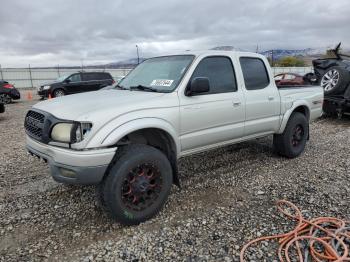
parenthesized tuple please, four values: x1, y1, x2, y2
(26, 136, 117, 185)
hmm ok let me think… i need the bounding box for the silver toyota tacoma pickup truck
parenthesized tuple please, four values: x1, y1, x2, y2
(25, 51, 323, 224)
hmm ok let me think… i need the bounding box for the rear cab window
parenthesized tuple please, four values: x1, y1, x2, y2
(239, 57, 270, 90)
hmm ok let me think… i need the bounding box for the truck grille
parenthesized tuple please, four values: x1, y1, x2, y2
(25, 110, 45, 139)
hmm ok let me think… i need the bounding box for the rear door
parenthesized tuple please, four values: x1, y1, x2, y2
(238, 56, 281, 136)
(179, 55, 245, 152)
(82, 73, 100, 92)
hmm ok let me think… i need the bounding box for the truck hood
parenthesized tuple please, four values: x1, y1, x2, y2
(33, 90, 165, 120)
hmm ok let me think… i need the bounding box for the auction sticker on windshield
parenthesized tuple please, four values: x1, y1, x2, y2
(150, 79, 174, 87)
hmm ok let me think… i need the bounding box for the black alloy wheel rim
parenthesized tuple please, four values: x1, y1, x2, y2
(121, 163, 163, 212)
(291, 124, 304, 147)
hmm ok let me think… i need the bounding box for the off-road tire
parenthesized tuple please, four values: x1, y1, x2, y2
(273, 112, 309, 158)
(101, 144, 173, 225)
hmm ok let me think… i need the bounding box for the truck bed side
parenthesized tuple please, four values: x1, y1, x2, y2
(277, 85, 323, 133)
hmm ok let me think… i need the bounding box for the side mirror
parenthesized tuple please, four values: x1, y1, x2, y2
(64, 79, 71, 83)
(186, 77, 210, 96)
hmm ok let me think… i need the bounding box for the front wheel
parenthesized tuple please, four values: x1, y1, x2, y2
(273, 112, 309, 158)
(0, 94, 12, 104)
(101, 144, 173, 225)
(52, 89, 65, 98)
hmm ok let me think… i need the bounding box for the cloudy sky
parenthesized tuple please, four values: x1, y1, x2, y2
(1, 0, 349, 67)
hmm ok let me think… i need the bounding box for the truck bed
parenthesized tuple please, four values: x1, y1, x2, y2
(278, 85, 324, 121)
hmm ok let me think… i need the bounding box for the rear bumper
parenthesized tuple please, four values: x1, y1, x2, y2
(10, 89, 21, 100)
(2, 89, 21, 100)
(26, 136, 117, 185)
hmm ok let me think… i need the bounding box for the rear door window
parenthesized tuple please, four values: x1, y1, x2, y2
(100, 73, 112, 80)
(83, 73, 99, 81)
(285, 74, 296, 80)
(240, 57, 270, 90)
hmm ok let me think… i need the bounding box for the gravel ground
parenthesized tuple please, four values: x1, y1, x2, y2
(0, 94, 349, 261)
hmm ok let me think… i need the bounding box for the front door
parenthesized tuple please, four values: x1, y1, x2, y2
(179, 56, 245, 152)
(65, 73, 83, 94)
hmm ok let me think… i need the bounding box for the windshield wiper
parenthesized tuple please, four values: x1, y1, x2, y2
(129, 85, 159, 92)
(115, 84, 127, 90)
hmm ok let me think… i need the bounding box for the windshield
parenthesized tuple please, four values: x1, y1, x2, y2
(56, 74, 70, 82)
(118, 55, 194, 92)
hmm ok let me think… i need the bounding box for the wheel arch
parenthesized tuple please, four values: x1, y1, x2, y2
(51, 86, 67, 96)
(101, 119, 181, 187)
(278, 103, 310, 134)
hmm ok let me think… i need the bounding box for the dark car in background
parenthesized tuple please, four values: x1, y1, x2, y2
(37, 71, 115, 98)
(313, 43, 350, 96)
(0, 81, 21, 104)
(312, 43, 350, 117)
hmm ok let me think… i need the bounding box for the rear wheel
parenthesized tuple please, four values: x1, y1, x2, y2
(53, 89, 65, 97)
(273, 112, 309, 158)
(320, 66, 350, 95)
(101, 144, 173, 225)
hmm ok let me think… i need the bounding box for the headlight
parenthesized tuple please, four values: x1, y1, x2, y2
(51, 122, 92, 143)
(43, 85, 51, 90)
(51, 123, 73, 143)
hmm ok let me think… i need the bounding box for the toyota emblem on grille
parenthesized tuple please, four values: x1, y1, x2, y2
(26, 116, 42, 128)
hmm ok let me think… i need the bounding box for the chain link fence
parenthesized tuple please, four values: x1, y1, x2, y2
(0, 66, 132, 89)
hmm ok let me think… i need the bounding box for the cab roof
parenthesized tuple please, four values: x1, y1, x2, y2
(156, 49, 266, 60)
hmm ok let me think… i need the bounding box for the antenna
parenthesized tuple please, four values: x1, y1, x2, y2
(136, 45, 140, 65)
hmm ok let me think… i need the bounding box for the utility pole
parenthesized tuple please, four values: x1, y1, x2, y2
(136, 45, 140, 65)
(271, 50, 274, 67)
(0, 64, 3, 80)
(28, 64, 34, 88)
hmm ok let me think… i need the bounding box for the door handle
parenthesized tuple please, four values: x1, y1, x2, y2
(183, 106, 202, 110)
(233, 101, 241, 107)
(268, 96, 274, 101)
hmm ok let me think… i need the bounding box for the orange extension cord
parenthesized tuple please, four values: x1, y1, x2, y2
(240, 200, 350, 261)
